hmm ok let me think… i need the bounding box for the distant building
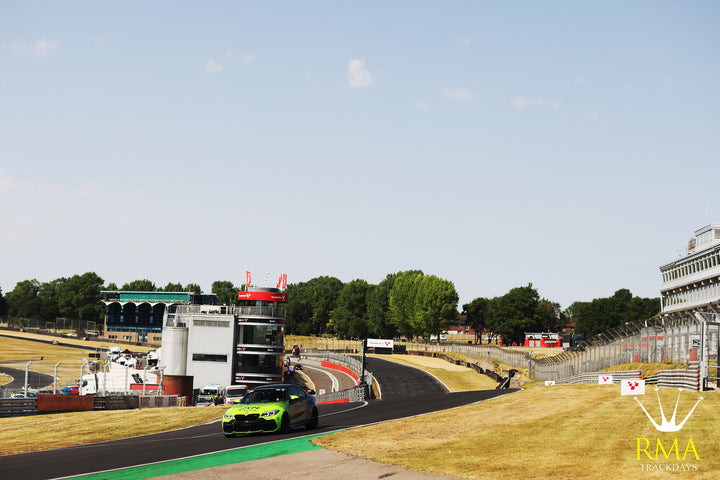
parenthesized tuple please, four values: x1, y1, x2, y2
(100, 291, 220, 343)
(659, 224, 720, 318)
(524, 332, 562, 348)
(447, 315, 476, 337)
(161, 287, 287, 392)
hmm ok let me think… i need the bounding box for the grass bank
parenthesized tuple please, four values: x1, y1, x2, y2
(0, 406, 225, 455)
(315, 384, 719, 479)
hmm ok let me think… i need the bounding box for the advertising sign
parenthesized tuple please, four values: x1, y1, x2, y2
(366, 338, 394, 349)
(237, 291, 288, 302)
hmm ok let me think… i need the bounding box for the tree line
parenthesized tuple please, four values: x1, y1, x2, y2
(0, 272, 661, 344)
(287, 270, 460, 341)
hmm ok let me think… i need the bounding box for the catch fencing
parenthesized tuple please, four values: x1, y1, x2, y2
(533, 313, 718, 389)
(0, 359, 96, 397)
(399, 312, 718, 391)
(405, 342, 533, 371)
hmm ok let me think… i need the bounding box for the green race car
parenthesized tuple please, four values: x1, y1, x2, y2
(222, 384, 318, 437)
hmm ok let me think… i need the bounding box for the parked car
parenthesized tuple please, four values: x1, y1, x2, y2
(221, 384, 318, 437)
(61, 384, 79, 395)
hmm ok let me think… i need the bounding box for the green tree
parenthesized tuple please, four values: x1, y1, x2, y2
(185, 283, 202, 293)
(463, 297, 492, 344)
(212, 280, 238, 305)
(573, 289, 661, 338)
(366, 273, 398, 338)
(332, 279, 371, 339)
(38, 278, 64, 321)
(486, 284, 542, 345)
(388, 270, 424, 338)
(105, 282, 119, 291)
(414, 275, 458, 341)
(6, 279, 42, 319)
(536, 299, 565, 332)
(285, 281, 313, 335)
(121, 279, 156, 291)
(0, 287, 9, 317)
(285, 276, 343, 335)
(59, 272, 105, 322)
(161, 282, 184, 292)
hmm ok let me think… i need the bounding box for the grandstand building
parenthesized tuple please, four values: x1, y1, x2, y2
(100, 291, 220, 344)
(660, 224, 720, 318)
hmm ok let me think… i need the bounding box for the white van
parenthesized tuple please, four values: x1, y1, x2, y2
(223, 385, 249, 405)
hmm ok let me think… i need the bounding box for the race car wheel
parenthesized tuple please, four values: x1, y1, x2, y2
(280, 413, 290, 433)
(306, 407, 318, 430)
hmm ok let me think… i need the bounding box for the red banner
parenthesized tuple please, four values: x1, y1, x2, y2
(276, 273, 287, 290)
(237, 291, 288, 303)
(245, 270, 251, 286)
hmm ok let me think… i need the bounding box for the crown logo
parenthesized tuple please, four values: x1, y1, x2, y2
(634, 388, 703, 433)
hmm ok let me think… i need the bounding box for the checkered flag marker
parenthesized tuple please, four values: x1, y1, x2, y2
(598, 375, 613, 385)
(544, 380, 555, 386)
(621, 379, 645, 396)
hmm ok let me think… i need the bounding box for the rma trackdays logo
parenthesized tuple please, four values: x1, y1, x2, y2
(634, 388, 703, 433)
(633, 388, 704, 471)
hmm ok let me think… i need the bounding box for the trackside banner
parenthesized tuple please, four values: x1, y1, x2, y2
(367, 338, 394, 349)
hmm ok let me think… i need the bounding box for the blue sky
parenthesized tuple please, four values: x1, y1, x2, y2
(1, 1, 718, 310)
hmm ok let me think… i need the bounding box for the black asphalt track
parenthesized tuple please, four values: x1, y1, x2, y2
(0, 356, 517, 480)
(0, 366, 56, 393)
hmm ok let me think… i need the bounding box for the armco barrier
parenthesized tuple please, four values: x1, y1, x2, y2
(0, 398, 38, 417)
(644, 363, 701, 392)
(0, 394, 183, 417)
(316, 384, 369, 404)
(555, 370, 643, 385)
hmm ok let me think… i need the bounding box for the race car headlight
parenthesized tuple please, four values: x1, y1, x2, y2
(261, 410, 280, 417)
(223, 412, 234, 420)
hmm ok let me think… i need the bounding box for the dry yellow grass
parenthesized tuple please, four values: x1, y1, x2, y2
(315, 385, 720, 479)
(0, 406, 225, 455)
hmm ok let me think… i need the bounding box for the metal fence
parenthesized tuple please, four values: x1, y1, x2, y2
(0, 359, 92, 397)
(2, 317, 99, 336)
(533, 313, 719, 387)
(397, 312, 718, 391)
(404, 342, 533, 371)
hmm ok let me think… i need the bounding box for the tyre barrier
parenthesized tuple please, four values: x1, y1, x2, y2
(644, 362, 701, 392)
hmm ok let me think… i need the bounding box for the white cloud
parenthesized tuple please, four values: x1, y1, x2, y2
(304, 73, 318, 86)
(93, 36, 106, 49)
(454, 34, 470, 45)
(241, 53, 255, 63)
(205, 59, 224, 75)
(665, 76, 674, 85)
(586, 112, 600, 122)
(0, 170, 27, 195)
(346, 58, 373, 88)
(12, 38, 59, 57)
(442, 87, 476, 101)
(511, 96, 560, 110)
(575, 76, 589, 83)
(410, 98, 429, 110)
(226, 51, 234, 59)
